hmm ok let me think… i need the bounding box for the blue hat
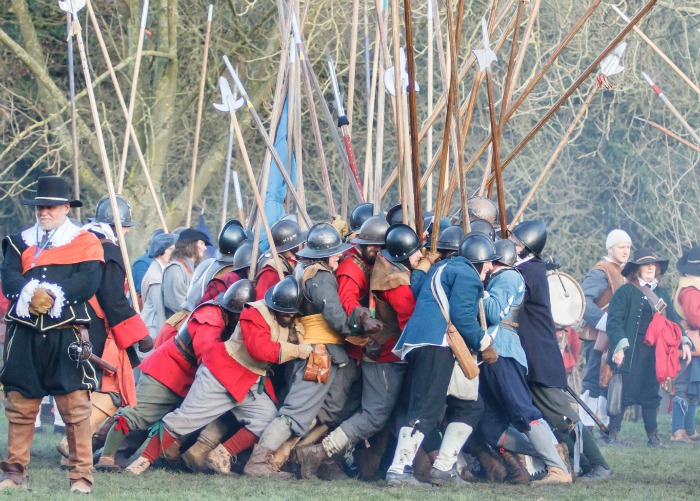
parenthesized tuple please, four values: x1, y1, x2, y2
(148, 233, 178, 258)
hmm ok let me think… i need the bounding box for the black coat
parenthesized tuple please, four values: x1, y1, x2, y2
(516, 257, 568, 389)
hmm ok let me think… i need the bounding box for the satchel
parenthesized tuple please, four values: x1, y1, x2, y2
(599, 349, 613, 388)
(303, 344, 332, 383)
(447, 360, 479, 400)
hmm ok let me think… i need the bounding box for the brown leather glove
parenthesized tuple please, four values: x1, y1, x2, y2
(481, 345, 499, 364)
(138, 336, 154, 353)
(297, 343, 313, 359)
(364, 340, 382, 359)
(29, 288, 55, 316)
(413, 250, 441, 273)
(353, 307, 383, 335)
(331, 215, 350, 239)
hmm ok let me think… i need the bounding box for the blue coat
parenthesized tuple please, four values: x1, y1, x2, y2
(516, 257, 568, 389)
(394, 256, 486, 359)
(483, 267, 528, 370)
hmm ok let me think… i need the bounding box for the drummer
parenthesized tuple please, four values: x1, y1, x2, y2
(510, 221, 612, 481)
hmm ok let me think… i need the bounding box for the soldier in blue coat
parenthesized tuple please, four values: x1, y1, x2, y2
(386, 232, 497, 487)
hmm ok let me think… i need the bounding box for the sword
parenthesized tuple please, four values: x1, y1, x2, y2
(566, 385, 609, 434)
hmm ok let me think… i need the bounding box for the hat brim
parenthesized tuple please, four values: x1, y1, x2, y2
(214, 250, 235, 263)
(622, 258, 669, 277)
(380, 244, 422, 263)
(349, 237, 384, 246)
(677, 256, 700, 276)
(263, 287, 299, 314)
(295, 242, 352, 260)
(22, 198, 82, 208)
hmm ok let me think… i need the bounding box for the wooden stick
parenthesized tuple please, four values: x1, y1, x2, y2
(69, 14, 139, 312)
(186, 4, 213, 227)
(232, 170, 246, 226)
(506, 0, 540, 99)
(347, 0, 360, 132)
(430, 0, 466, 253)
(373, 40, 387, 212)
(221, 111, 234, 229)
(638, 117, 700, 154)
(85, 0, 168, 231)
(66, 12, 80, 222)
(509, 84, 599, 229)
(426, 0, 434, 211)
(641, 72, 700, 146)
(363, 26, 380, 202)
(230, 110, 285, 281)
(485, 70, 508, 237)
(117, 0, 149, 193)
(611, 5, 700, 100)
(483, 0, 658, 190)
(404, 0, 423, 235)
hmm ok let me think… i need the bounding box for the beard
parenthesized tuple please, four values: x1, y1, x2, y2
(275, 312, 295, 328)
(360, 246, 379, 265)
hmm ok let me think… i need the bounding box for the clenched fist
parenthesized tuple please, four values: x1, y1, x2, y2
(29, 288, 55, 316)
(297, 343, 313, 359)
(480, 345, 499, 364)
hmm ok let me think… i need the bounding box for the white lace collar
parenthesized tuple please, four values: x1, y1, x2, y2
(21, 219, 83, 248)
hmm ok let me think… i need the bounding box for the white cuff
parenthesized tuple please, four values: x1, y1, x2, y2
(595, 313, 608, 332)
(16, 279, 41, 318)
(14, 279, 65, 319)
(40, 282, 65, 318)
(479, 332, 492, 351)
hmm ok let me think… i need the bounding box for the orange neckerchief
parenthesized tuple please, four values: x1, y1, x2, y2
(21, 230, 104, 273)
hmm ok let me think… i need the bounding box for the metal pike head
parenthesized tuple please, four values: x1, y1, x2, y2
(383, 47, 420, 97)
(58, 0, 86, 15)
(599, 42, 627, 77)
(473, 17, 498, 72)
(213, 76, 244, 113)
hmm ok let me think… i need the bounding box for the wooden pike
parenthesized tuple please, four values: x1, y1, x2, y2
(66, 11, 80, 221)
(84, 0, 168, 231)
(363, 26, 381, 202)
(611, 5, 700, 100)
(117, 0, 149, 193)
(641, 72, 700, 146)
(65, 4, 140, 311)
(638, 118, 700, 154)
(426, 0, 434, 211)
(483, 0, 659, 190)
(232, 170, 246, 226)
(404, 0, 423, 236)
(223, 57, 311, 227)
(430, 0, 466, 254)
(186, 4, 214, 227)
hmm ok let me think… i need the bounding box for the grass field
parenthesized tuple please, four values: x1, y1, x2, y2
(1, 413, 698, 501)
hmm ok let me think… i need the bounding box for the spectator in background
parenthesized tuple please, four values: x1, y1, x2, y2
(140, 233, 177, 347)
(161, 229, 211, 319)
(670, 246, 700, 443)
(132, 229, 163, 299)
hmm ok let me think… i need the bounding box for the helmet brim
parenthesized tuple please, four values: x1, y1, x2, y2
(275, 230, 308, 253)
(263, 287, 299, 314)
(295, 242, 352, 260)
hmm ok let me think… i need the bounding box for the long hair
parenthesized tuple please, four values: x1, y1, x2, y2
(172, 240, 199, 262)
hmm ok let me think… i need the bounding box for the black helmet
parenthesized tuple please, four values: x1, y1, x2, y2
(386, 204, 404, 226)
(218, 279, 256, 314)
(511, 220, 547, 258)
(216, 219, 247, 262)
(494, 239, 517, 267)
(382, 224, 421, 263)
(271, 219, 307, 253)
(470, 218, 496, 241)
(467, 196, 498, 224)
(424, 215, 452, 237)
(264, 276, 301, 314)
(350, 216, 389, 246)
(93, 194, 137, 227)
(232, 239, 254, 272)
(459, 232, 498, 263)
(295, 223, 351, 260)
(349, 203, 377, 232)
(436, 225, 464, 252)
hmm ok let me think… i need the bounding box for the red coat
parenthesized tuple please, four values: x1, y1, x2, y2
(372, 285, 415, 363)
(140, 304, 225, 397)
(644, 313, 682, 384)
(336, 248, 371, 360)
(679, 287, 700, 329)
(254, 257, 297, 300)
(203, 306, 278, 403)
(200, 271, 243, 305)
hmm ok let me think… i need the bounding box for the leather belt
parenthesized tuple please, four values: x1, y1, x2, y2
(174, 330, 196, 365)
(501, 320, 519, 329)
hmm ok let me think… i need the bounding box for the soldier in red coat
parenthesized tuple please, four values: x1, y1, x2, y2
(255, 219, 306, 300)
(94, 280, 255, 472)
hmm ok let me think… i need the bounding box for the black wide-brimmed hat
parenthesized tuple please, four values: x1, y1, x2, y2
(677, 246, 700, 277)
(622, 247, 669, 277)
(21, 176, 82, 207)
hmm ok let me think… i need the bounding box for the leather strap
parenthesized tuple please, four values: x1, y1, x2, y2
(631, 282, 667, 316)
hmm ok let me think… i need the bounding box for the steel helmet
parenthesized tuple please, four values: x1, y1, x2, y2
(295, 223, 351, 259)
(264, 276, 301, 314)
(459, 232, 498, 264)
(271, 219, 307, 253)
(385, 204, 404, 226)
(232, 239, 254, 272)
(382, 224, 421, 263)
(511, 220, 547, 258)
(349, 203, 380, 232)
(218, 279, 256, 314)
(436, 225, 464, 252)
(216, 219, 247, 262)
(469, 218, 496, 241)
(93, 194, 137, 227)
(494, 238, 517, 267)
(350, 216, 390, 246)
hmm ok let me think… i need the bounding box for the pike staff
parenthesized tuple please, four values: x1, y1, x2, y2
(117, 0, 149, 193)
(66, 10, 80, 221)
(186, 4, 214, 227)
(508, 43, 627, 228)
(641, 72, 700, 146)
(222, 57, 311, 227)
(60, 0, 140, 311)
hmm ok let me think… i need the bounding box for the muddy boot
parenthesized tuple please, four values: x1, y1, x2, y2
(467, 441, 507, 483)
(205, 445, 237, 475)
(206, 427, 258, 475)
(318, 459, 349, 480)
(182, 434, 219, 473)
(243, 444, 293, 479)
(297, 444, 332, 479)
(555, 443, 571, 476)
(532, 466, 572, 485)
(0, 463, 28, 490)
(647, 430, 666, 449)
(0, 393, 37, 490)
(499, 450, 530, 485)
(385, 427, 425, 487)
(93, 416, 115, 452)
(429, 423, 473, 486)
(54, 391, 94, 494)
(413, 448, 439, 483)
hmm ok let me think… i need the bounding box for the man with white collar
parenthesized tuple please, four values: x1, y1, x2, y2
(0, 176, 104, 493)
(578, 229, 631, 436)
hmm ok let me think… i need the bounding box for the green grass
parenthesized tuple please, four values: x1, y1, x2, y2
(1, 413, 699, 500)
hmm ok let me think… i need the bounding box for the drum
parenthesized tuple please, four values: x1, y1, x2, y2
(547, 271, 585, 328)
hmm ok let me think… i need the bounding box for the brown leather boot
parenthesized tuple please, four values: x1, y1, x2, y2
(296, 443, 332, 479)
(1, 391, 42, 489)
(498, 450, 530, 485)
(182, 433, 219, 472)
(93, 416, 115, 452)
(532, 466, 572, 485)
(468, 442, 507, 483)
(413, 448, 439, 483)
(555, 443, 571, 476)
(243, 444, 293, 479)
(54, 391, 94, 492)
